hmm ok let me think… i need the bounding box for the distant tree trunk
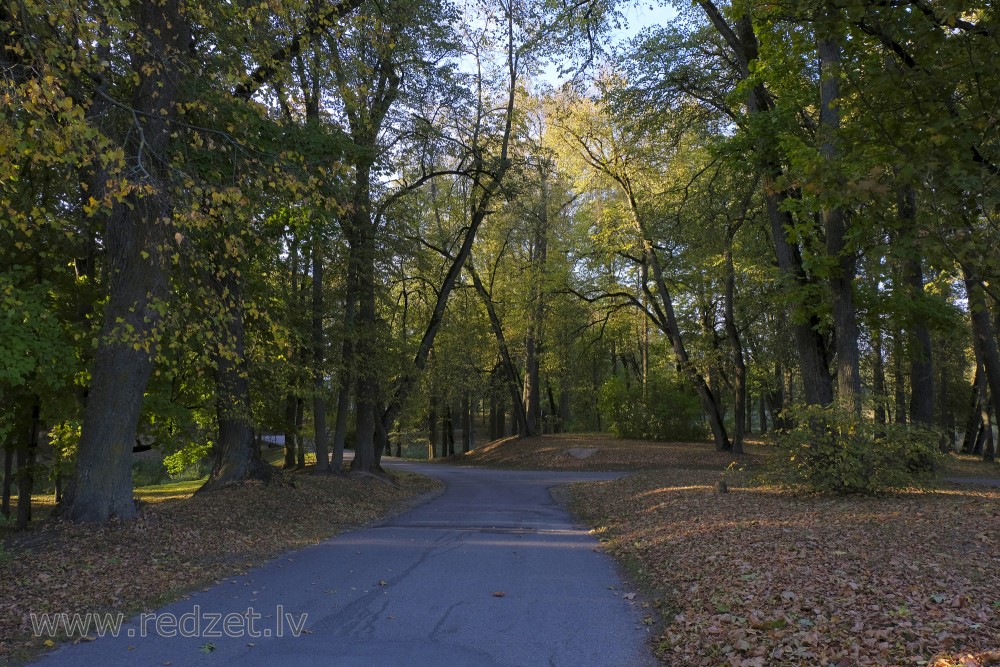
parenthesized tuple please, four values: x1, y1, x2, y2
(311, 231, 329, 472)
(892, 333, 907, 425)
(559, 388, 570, 433)
(374, 415, 390, 462)
(199, 277, 274, 493)
(331, 258, 357, 474)
(440, 406, 453, 457)
(938, 363, 954, 451)
(428, 399, 439, 458)
(283, 393, 297, 469)
(15, 397, 40, 529)
(723, 245, 745, 454)
(905, 258, 935, 425)
(545, 381, 560, 434)
(462, 393, 473, 453)
(758, 394, 768, 434)
(295, 397, 306, 468)
(64, 0, 190, 523)
(283, 231, 302, 470)
(2, 443, 12, 517)
(767, 361, 787, 431)
(872, 325, 888, 426)
(488, 392, 498, 441)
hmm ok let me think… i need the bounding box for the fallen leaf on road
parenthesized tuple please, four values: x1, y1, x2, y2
(493, 591, 506, 597)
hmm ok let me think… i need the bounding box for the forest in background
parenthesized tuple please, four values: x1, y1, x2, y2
(2, 0, 998, 525)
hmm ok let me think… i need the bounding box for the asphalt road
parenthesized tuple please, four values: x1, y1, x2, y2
(32, 461, 658, 667)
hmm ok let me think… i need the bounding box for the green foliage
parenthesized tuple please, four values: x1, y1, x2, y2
(599, 375, 706, 442)
(47, 420, 80, 480)
(766, 405, 943, 494)
(163, 442, 213, 478)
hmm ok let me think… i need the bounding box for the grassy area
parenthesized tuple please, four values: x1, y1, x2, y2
(0, 466, 441, 664)
(457, 434, 998, 666)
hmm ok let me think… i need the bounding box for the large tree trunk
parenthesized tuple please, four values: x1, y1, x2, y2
(64, 0, 189, 523)
(965, 270, 1000, 459)
(963, 365, 986, 454)
(350, 192, 380, 473)
(819, 11, 861, 413)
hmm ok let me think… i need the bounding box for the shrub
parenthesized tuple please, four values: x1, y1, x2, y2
(132, 459, 170, 487)
(766, 404, 942, 494)
(599, 375, 707, 442)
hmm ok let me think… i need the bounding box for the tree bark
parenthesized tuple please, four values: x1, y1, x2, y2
(16, 397, 40, 529)
(331, 255, 357, 473)
(898, 188, 935, 425)
(462, 393, 473, 453)
(892, 333, 907, 424)
(965, 270, 1000, 461)
(758, 394, 768, 434)
(350, 167, 380, 473)
(523, 169, 548, 437)
(819, 10, 861, 413)
(199, 275, 274, 493)
(295, 397, 306, 468)
(723, 246, 746, 453)
(963, 365, 986, 453)
(1, 442, 12, 517)
(64, 0, 190, 523)
(283, 393, 297, 468)
(872, 324, 888, 426)
(312, 230, 329, 472)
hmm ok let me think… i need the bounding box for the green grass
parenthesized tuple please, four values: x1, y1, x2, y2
(134, 478, 207, 501)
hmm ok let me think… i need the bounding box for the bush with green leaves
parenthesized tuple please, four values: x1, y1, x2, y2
(766, 404, 943, 494)
(599, 375, 706, 442)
